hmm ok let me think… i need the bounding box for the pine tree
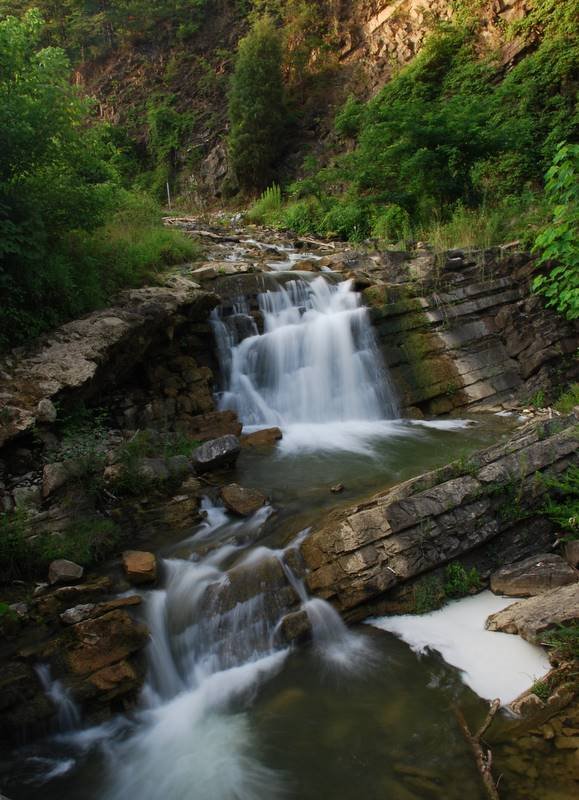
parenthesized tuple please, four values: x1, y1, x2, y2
(227, 15, 287, 193)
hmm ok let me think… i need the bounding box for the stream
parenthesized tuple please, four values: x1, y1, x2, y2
(2, 234, 552, 800)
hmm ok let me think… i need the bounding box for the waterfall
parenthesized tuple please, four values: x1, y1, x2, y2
(35, 665, 81, 733)
(211, 275, 399, 445)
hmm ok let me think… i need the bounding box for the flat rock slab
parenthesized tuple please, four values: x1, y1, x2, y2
(220, 483, 266, 516)
(490, 553, 578, 596)
(485, 584, 579, 643)
(122, 551, 157, 585)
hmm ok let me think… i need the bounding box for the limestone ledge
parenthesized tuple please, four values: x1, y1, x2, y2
(301, 414, 578, 615)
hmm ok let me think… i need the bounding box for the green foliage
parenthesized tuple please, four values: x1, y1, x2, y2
(111, 430, 200, 496)
(291, 7, 578, 243)
(555, 383, 579, 414)
(413, 576, 445, 614)
(228, 16, 288, 192)
(282, 197, 324, 234)
(530, 678, 551, 701)
(443, 562, 481, 598)
(372, 205, 411, 243)
(0, 14, 199, 350)
(247, 184, 283, 224)
(532, 142, 579, 320)
(529, 390, 546, 409)
(541, 465, 579, 540)
(542, 623, 579, 661)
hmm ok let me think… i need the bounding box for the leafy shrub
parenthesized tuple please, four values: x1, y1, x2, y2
(532, 142, 579, 320)
(414, 576, 445, 614)
(541, 465, 579, 539)
(530, 678, 551, 701)
(555, 383, 579, 414)
(247, 184, 283, 224)
(321, 200, 369, 242)
(372, 205, 411, 243)
(282, 197, 324, 235)
(443, 562, 481, 598)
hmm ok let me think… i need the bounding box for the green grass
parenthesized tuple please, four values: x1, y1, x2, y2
(542, 623, 579, 661)
(555, 383, 579, 414)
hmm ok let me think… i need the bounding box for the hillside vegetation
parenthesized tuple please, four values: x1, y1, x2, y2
(0, 0, 577, 350)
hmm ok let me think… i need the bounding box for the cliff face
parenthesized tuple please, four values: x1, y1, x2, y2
(74, 0, 532, 199)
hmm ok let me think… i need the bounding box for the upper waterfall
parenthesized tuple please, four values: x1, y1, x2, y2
(211, 275, 399, 446)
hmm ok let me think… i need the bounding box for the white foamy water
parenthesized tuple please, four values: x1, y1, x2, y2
(368, 591, 551, 704)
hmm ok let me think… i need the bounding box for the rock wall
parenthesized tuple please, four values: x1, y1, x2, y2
(336, 0, 530, 92)
(301, 414, 578, 619)
(359, 250, 579, 415)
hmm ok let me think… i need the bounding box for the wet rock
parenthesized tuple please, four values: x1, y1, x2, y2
(220, 483, 266, 516)
(60, 603, 97, 625)
(240, 427, 283, 448)
(331, 483, 345, 493)
(166, 455, 193, 479)
(192, 434, 240, 473)
(86, 658, 141, 701)
(292, 259, 320, 272)
(490, 554, 577, 597)
(48, 559, 84, 586)
(485, 584, 579, 643)
(122, 550, 157, 585)
(278, 609, 312, 643)
(63, 610, 149, 676)
(137, 458, 169, 482)
(0, 661, 54, 744)
(42, 462, 69, 498)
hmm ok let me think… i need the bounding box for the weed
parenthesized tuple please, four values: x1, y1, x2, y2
(529, 390, 546, 409)
(540, 465, 579, 539)
(555, 383, 579, 414)
(542, 623, 579, 660)
(531, 678, 551, 701)
(443, 562, 481, 597)
(414, 576, 445, 614)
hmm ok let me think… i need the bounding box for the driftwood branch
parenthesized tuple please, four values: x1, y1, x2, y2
(454, 699, 501, 800)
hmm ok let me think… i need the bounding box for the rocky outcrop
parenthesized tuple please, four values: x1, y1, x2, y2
(485, 584, 579, 642)
(0, 276, 218, 448)
(241, 427, 283, 448)
(301, 415, 578, 616)
(490, 554, 577, 597)
(362, 252, 578, 415)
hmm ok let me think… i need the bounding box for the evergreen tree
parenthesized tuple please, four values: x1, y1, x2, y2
(227, 16, 287, 193)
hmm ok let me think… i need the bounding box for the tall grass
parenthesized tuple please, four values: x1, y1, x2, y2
(246, 184, 283, 224)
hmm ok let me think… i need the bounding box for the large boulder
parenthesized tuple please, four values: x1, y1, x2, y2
(122, 551, 157, 585)
(192, 434, 240, 473)
(485, 584, 579, 643)
(63, 610, 149, 676)
(220, 484, 266, 516)
(490, 553, 577, 597)
(187, 411, 242, 442)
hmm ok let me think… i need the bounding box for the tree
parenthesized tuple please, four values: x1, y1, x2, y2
(0, 10, 118, 343)
(227, 15, 287, 192)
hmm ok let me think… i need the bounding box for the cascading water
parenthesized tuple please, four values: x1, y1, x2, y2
(211, 276, 399, 451)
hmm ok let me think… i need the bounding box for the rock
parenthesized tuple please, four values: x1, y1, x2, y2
(564, 540, 579, 569)
(12, 485, 41, 510)
(187, 410, 243, 441)
(292, 259, 320, 272)
(9, 602, 28, 618)
(122, 550, 157, 585)
(220, 484, 266, 516)
(42, 462, 69, 498)
(48, 559, 84, 586)
(301, 418, 578, 614)
(64, 610, 149, 676)
(240, 427, 283, 448)
(192, 434, 240, 473)
(331, 483, 345, 493)
(137, 458, 170, 482)
(278, 609, 312, 643)
(485, 584, 579, 643)
(60, 603, 97, 625)
(166, 455, 193, 479)
(36, 398, 57, 424)
(490, 554, 577, 597)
